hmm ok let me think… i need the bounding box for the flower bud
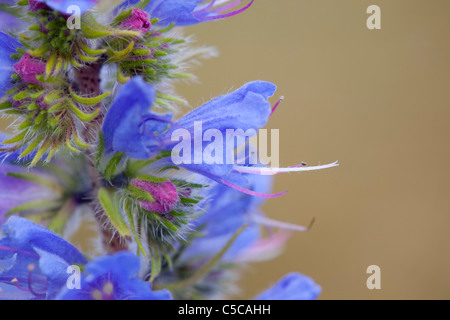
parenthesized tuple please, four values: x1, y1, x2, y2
(14, 54, 46, 86)
(120, 9, 152, 34)
(131, 179, 179, 214)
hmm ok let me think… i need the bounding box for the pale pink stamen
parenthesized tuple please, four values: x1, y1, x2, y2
(200, 0, 254, 22)
(195, 0, 219, 14)
(210, 0, 244, 14)
(220, 178, 287, 198)
(251, 214, 315, 232)
(235, 230, 291, 263)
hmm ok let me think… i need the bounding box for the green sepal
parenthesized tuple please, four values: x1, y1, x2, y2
(108, 41, 135, 61)
(78, 41, 107, 56)
(6, 199, 61, 215)
(148, 244, 162, 282)
(104, 152, 125, 181)
(0, 100, 13, 110)
(6, 171, 61, 192)
(48, 200, 74, 234)
(125, 185, 154, 202)
(124, 201, 147, 257)
(149, 212, 178, 232)
(136, 0, 150, 10)
(135, 175, 168, 183)
(2, 131, 26, 144)
(13, 91, 29, 101)
(70, 89, 111, 106)
(67, 101, 100, 122)
(98, 188, 131, 237)
(111, 8, 133, 26)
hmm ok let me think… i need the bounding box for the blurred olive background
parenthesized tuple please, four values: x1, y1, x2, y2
(176, 0, 450, 300)
(2, 0, 450, 299)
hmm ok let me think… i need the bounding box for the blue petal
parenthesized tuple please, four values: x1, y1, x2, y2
(0, 253, 16, 273)
(0, 32, 20, 97)
(84, 251, 140, 280)
(118, 0, 201, 26)
(145, 0, 201, 26)
(2, 217, 87, 265)
(256, 273, 322, 300)
(0, 282, 35, 299)
(34, 247, 74, 298)
(36, 0, 98, 14)
(174, 81, 276, 134)
(102, 77, 157, 159)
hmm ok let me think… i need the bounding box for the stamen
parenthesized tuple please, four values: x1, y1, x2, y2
(195, 0, 219, 14)
(270, 96, 285, 116)
(92, 289, 103, 300)
(210, 0, 245, 14)
(11, 278, 29, 292)
(200, 0, 254, 22)
(220, 178, 287, 198)
(251, 214, 316, 232)
(0, 246, 40, 258)
(233, 161, 339, 175)
(235, 230, 292, 263)
(27, 264, 46, 298)
(103, 282, 114, 295)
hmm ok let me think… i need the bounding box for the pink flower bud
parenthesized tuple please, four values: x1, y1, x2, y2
(120, 9, 152, 34)
(131, 179, 179, 214)
(14, 54, 46, 86)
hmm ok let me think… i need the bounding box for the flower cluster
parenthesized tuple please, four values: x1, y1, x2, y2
(0, 0, 337, 300)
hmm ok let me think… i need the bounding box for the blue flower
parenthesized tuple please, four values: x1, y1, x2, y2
(102, 77, 278, 195)
(102, 77, 158, 159)
(0, 216, 87, 299)
(256, 273, 322, 300)
(0, 32, 20, 97)
(57, 252, 172, 300)
(119, 0, 254, 26)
